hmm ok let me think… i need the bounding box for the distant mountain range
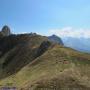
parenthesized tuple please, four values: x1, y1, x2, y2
(62, 37, 90, 53)
(48, 34, 90, 53)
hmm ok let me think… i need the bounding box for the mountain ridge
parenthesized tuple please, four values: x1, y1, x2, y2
(0, 26, 90, 90)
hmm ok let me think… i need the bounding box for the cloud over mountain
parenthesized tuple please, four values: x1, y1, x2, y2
(49, 27, 90, 38)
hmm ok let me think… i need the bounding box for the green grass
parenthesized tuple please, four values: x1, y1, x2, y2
(0, 44, 90, 90)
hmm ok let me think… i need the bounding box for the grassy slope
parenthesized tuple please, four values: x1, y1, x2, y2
(0, 45, 90, 90)
(0, 34, 49, 79)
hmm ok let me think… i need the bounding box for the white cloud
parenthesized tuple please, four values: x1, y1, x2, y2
(49, 27, 90, 38)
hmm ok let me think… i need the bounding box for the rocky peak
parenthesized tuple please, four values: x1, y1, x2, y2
(1, 25, 11, 36)
(48, 34, 64, 45)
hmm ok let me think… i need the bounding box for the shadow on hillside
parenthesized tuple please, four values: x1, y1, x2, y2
(0, 38, 52, 80)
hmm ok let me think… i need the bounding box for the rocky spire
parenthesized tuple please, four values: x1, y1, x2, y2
(1, 25, 11, 36)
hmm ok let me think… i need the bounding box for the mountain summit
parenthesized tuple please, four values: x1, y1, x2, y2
(48, 34, 64, 45)
(0, 25, 11, 37)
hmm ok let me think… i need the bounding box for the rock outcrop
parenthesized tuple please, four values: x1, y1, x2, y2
(1, 25, 11, 36)
(0, 25, 11, 38)
(48, 34, 64, 45)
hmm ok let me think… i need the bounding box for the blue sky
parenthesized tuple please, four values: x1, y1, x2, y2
(0, 0, 90, 36)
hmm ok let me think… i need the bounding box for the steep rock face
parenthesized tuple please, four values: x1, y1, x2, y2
(1, 25, 11, 36)
(48, 34, 64, 45)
